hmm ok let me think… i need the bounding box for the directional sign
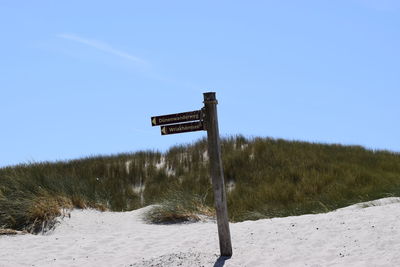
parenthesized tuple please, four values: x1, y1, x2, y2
(160, 121, 204, 135)
(151, 110, 201, 126)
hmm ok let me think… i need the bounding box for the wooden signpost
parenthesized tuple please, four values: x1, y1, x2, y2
(151, 92, 233, 257)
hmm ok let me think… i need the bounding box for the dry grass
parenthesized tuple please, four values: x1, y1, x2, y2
(0, 229, 27, 235)
(144, 190, 215, 224)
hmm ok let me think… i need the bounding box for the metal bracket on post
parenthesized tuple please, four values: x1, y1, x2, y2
(200, 107, 207, 131)
(203, 92, 233, 257)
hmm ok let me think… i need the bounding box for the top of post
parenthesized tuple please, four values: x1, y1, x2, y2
(203, 92, 218, 104)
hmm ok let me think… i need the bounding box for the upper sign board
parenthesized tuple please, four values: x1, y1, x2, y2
(151, 110, 202, 126)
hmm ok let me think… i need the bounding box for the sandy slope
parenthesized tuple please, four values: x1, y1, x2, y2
(1, 198, 400, 267)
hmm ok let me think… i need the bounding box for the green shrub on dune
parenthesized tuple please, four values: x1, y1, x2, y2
(1, 136, 400, 231)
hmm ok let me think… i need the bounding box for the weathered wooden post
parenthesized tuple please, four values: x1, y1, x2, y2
(151, 92, 232, 257)
(203, 92, 233, 257)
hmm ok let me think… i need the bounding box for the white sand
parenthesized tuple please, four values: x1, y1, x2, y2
(1, 198, 400, 266)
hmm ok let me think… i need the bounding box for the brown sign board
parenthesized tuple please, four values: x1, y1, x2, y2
(161, 121, 205, 135)
(151, 110, 202, 126)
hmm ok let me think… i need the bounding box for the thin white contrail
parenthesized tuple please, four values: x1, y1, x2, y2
(57, 33, 206, 92)
(57, 33, 148, 65)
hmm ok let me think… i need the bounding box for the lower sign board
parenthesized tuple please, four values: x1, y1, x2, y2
(161, 121, 205, 135)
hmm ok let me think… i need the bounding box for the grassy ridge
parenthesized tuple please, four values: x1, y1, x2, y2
(1, 136, 400, 232)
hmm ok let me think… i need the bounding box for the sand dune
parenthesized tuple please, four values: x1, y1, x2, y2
(1, 198, 400, 266)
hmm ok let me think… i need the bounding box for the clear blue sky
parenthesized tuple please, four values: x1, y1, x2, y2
(1, 1, 399, 167)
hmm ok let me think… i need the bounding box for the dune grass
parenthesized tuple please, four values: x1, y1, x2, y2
(143, 188, 214, 224)
(1, 136, 400, 231)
